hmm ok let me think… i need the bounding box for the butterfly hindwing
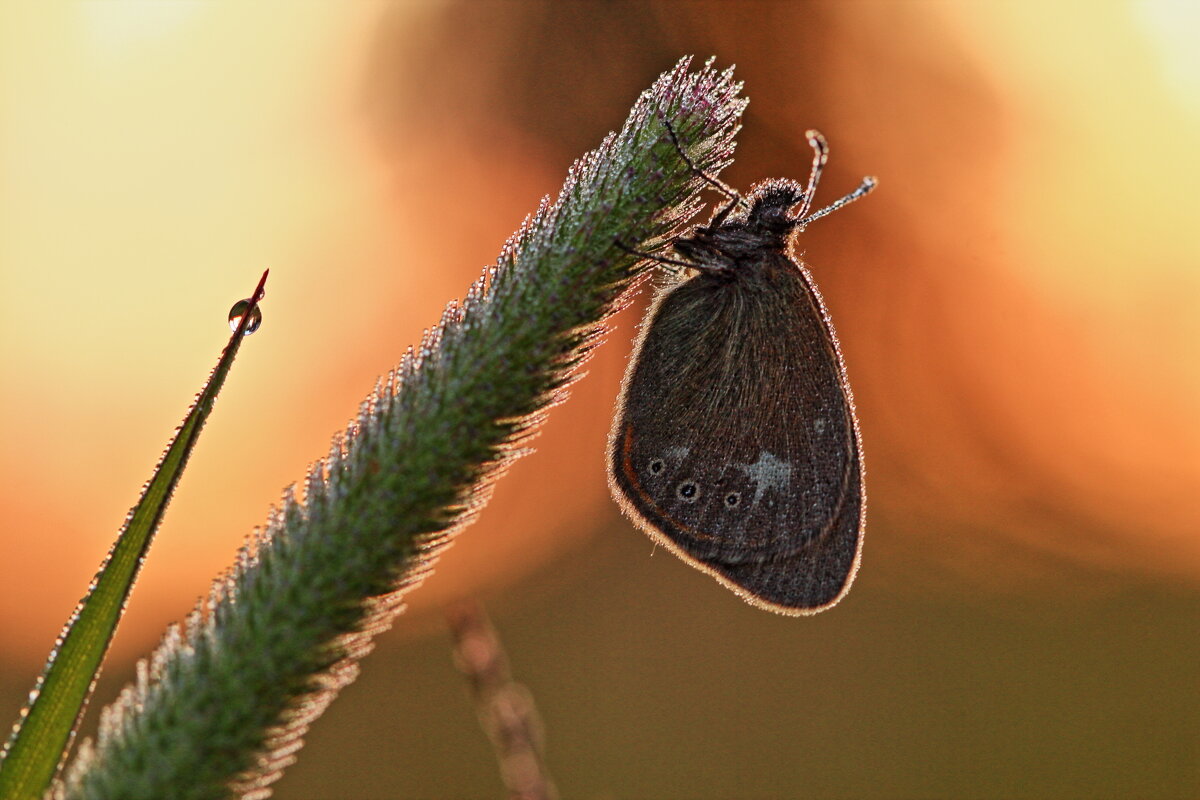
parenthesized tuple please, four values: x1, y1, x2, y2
(609, 257, 863, 612)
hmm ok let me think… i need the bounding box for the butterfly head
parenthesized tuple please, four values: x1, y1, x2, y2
(672, 179, 807, 266)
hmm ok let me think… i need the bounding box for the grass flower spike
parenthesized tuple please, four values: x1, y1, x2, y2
(56, 58, 746, 800)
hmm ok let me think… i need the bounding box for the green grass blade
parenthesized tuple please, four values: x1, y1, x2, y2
(0, 271, 270, 800)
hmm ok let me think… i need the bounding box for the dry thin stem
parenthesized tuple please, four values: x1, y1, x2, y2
(447, 600, 557, 800)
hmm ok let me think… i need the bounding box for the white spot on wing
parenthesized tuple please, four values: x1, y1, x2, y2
(737, 450, 793, 506)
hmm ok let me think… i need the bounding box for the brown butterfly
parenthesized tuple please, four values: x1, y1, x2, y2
(610, 128, 876, 615)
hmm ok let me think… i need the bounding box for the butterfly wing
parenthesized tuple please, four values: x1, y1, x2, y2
(608, 260, 864, 614)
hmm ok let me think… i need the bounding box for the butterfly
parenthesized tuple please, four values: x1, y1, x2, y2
(609, 127, 875, 615)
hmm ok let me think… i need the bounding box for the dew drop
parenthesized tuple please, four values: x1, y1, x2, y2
(228, 299, 262, 335)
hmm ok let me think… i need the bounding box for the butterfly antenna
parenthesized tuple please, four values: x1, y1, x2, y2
(792, 129, 878, 227)
(794, 128, 878, 226)
(797, 176, 878, 228)
(792, 130, 830, 221)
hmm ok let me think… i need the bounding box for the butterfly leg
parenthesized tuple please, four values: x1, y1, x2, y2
(657, 113, 745, 228)
(613, 237, 695, 275)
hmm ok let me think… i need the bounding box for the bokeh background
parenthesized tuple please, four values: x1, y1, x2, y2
(1, 2, 1197, 798)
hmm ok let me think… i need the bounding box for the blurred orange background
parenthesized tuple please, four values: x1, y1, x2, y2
(1, 2, 1196, 798)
